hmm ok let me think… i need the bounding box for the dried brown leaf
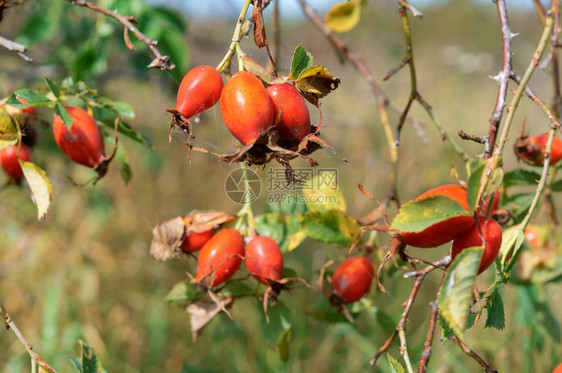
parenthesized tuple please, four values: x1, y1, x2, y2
(150, 217, 185, 261)
(188, 211, 237, 234)
(186, 297, 233, 342)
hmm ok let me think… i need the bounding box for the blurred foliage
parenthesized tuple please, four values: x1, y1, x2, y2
(0, 0, 561, 373)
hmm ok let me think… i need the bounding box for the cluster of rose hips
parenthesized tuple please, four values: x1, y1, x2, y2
(0, 102, 110, 183)
(397, 184, 503, 275)
(181, 214, 375, 309)
(171, 66, 314, 166)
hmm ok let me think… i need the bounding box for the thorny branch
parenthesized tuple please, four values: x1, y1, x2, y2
(484, 0, 514, 158)
(66, 0, 175, 70)
(0, 35, 32, 62)
(0, 300, 58, 372)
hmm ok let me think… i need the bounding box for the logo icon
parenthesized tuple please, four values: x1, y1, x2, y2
(225, 168, 262, 204)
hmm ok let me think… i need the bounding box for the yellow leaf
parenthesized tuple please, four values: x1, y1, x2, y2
(296, 65, 340, 99)
(325, 0, 361, 33)
(20, 161, 53, 220)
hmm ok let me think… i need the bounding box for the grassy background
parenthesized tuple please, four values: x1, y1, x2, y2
(1, 1, 561, 372)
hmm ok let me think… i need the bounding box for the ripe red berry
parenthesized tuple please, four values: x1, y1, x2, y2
(245, 236, 284, 285)
(451, 216, 502, 275)
(266, 83, 311, 141)
(52, 106, 105, 169)
(331, 256, 374, 304)
(195, 228, 244, 288)
(514, 134, 562, 166)
(176, 65, 223, 119)
(553, 363, 562, 373)
(400, 184, 475, 248)
(220, 71, 275, 145)
(181, 216, 215, 252)
(0, 144, 32, 182)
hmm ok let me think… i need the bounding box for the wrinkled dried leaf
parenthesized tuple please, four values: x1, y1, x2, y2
(186, 297, 233, 342)
(296, 66, 340, 99)
(188, 211, 236, 234)
(150, 217, 185, 261)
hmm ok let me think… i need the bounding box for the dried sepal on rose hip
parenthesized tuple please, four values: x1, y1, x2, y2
(167, 65, 224, 140)
(514, 133, 562, 166)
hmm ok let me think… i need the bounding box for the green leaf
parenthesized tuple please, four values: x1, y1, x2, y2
(550, 179, 562, 192)
(104, 135, 132, 184)
(242, 56, 287, 85)
(387, 353, 405, 373)
(277, 326, 292, 362)
(390, 195, 470, 233)
(54, 103, 74, 129)
(268, 198, 307, 215)
(503, 169, 541, 188)
(79, 340, 106, 373)
(466, 157, 503, 212)
(439, 315, 455, 339)
(68, 355, 82, 372)
(20, 161, 53, 220)
(216, 281, 254, 299)
(7, 90, 52, 107)
(100, 116, 151, 147)
(289, 45, 314, 80)
(43, 76, 61, 99)
(302, 210, 360, 248)
(165, 280, 206, 304)
(302, 171, 346, 212)
(255, 212, 306, 252)
(498, 225, 525, 273)
(439, 247, 482, 337)
(325, 0, 362, 33)
(112, 101, 136, 120)
(485, 287, 505, 330)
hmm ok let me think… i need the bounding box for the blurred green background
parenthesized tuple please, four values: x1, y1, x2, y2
(1, 0, 561, 372)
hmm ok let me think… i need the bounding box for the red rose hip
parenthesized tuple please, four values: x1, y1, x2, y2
(245, 236, 284, 285)
(0, 144, 32, 182)
(220, 71, 275, 145)
(195, 228, 244, 288)
(266, 83, 311, 141)
(176, 65, 223, 119)
(52, 106, 105, 169)
(181, 216, 215, 252)
(399, 184, 475, 248)
(331, 256, 374, 304)
(451, 216, 502, 275)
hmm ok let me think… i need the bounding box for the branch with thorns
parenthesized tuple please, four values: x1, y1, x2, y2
(66, 0, 175, 70)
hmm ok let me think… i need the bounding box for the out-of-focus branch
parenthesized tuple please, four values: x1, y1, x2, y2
(450, 336, 498, 373)
(0, 35, 32, 62)
(0, 300, 58, 372)
(66, 0, 175, 70)
(484, 0, 514, 158)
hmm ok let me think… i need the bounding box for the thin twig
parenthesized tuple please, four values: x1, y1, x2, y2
(0, 300, 58, 372)
(458, 130, 486, 144)
(484, 0, 514, 158)
(370, 274, 425, 370)
(418, 271, 447, 372)
(403, 256, 451, 279)
(450, 336, 498, 373)
(510, 74, 562, 129)
(66, 0, 174, 70)
(0, 35, 32, 62)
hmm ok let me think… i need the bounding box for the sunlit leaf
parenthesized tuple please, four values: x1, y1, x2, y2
(289, 45, 314, 80)
(466, 157, 503, 212)
(498, 225, 525, 273)
(255, 212, 306, 252)
(6, 90, 52, 107)
(390, 195, 470, 233)
(439, 247, 482, 337)
(112, 101, 135, 120)
(302, 209, 360, 248)
(302, 171, 346, 212)
(20, 161, 53, 220)
(325, 0, 361, 33)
